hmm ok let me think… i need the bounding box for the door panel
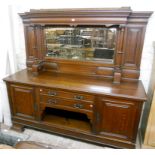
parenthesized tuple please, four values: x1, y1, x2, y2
(95, 97, 141, 141)
(10, 84, 35, 119)
(122, 26, 144, 69)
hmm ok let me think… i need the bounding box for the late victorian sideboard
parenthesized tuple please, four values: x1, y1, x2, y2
(4, 8, 152, 148)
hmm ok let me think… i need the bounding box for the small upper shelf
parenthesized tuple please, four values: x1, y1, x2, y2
(19, 7, 132, 25)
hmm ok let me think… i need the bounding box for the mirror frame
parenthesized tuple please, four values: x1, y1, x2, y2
(19, 8, 152, 83)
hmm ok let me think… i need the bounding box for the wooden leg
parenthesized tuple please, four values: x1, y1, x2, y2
(11, 123, 24, 132)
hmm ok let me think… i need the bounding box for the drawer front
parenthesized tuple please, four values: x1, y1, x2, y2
(40, 95, 94, 112)
(39, 87, 94, 102)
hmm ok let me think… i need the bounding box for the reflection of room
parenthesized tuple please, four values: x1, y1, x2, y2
(45, 27, 116, 62)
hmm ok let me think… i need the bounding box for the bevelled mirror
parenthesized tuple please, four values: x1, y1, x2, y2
(44, 26, 117, 63)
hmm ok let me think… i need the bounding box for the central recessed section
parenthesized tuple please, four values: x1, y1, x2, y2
(42, 107, 92, 132)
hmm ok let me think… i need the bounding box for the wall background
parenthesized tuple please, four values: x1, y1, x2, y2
(0, 0, 155, 142)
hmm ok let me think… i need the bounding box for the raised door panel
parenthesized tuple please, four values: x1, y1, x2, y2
(96, 97, 141, 141)
(122, 26, 145, 70)
(10, 84, 36, 119)
(24, 26, 36, 59)
(35, 25, 46, 59)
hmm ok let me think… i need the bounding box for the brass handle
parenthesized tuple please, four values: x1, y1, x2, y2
(48, 91, 57, 96)
(47, 99, 57, 104)
(73, 103, 83, 109)
(74, 95, 84, 100)
(117, 51, 124, 54)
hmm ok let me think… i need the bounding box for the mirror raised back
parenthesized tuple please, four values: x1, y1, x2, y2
(19, 8, 152, 83)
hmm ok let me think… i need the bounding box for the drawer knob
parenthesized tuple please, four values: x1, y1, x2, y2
(47, 99, 57, 104)
(71, 18, 75, 22)
(48, 91, 57, 96)
(74, 95, 84, 100)
(73, 103, 83, 109)
(90, 104, 93, 108)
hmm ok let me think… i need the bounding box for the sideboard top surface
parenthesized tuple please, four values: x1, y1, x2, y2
(4, 69, 147, 101)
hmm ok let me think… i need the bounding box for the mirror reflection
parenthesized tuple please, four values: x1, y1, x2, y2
(44, 26, 117, 62)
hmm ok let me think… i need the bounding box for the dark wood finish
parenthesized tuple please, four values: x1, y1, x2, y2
(39, 94, 94, 122)
(94, 97, 143, 142)
(4, 69, 147, 148)
(19, 7, 132, 25)
(11, 122, 24, 132)
(113, 70, 121, 84)
(31, 59, 44, 75)
(20, 8, 152, 82)
(39, 87, 94, 101)
(123, 26, 145, 69)
(4, 70, 147, 101)
(10, 84, 36, 119)
(3, 8, 152, 149)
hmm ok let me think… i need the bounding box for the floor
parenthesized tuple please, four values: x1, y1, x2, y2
(0, 123, 141, 149)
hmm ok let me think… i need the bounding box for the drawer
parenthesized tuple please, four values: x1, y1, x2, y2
(40, 95, 94, 112)
(39, 87, 94, 102)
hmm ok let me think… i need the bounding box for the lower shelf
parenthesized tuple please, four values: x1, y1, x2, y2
(42, 107, 92, 132)
(12, 107, 136, 149)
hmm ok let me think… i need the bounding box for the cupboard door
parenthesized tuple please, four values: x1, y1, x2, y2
(122, 26, 145, 70)
(10, 84, 36, 119)
(95, 97, 142, 141)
